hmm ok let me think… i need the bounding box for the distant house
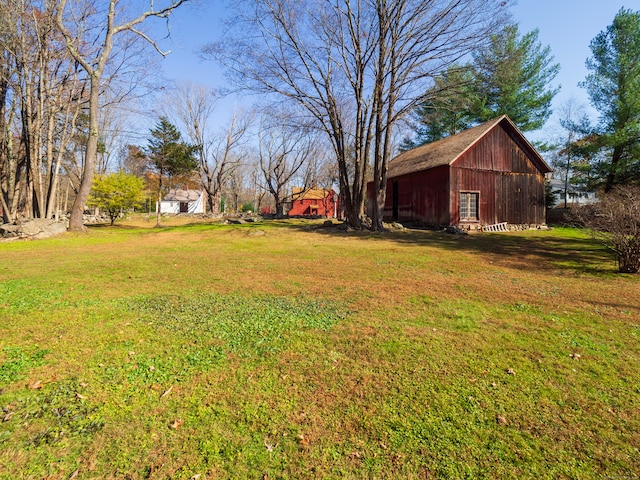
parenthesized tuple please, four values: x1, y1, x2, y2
(288, 187, 338, 218)
(548, 178, 597, 207)
(367, 115, 552, 228)
(158, 188, 206, 214)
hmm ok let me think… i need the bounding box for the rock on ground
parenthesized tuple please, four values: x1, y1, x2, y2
(0, 219, 68, 241)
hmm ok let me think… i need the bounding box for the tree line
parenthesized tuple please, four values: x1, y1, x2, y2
(208, 1, 639, 230)
(93, 105, 334, 226)
(0, 0, 189, 229)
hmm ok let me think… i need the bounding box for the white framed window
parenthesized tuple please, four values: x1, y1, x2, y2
(460, 191, 479, 221)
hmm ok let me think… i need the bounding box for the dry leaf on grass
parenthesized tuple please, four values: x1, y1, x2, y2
(160, 386, 173, 398)
(264, 439, 278, 452)
(169, 419, 183, 430)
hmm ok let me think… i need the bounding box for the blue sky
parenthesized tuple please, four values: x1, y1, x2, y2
(153, 0, 634, 140)
(510, 1, 632, 135)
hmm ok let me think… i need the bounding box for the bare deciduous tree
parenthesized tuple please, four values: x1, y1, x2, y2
(55, 0, 190, 231)
(224, 161, 256, 213)
(206, 0, 510, 229)
(549, 98, 593, 208)
(257, 115, 316, 218)
(571, 186, 640, 273)
(0, 1, 86, 223)
(0, 3, 24, 223)
(167, 83, 252, 215)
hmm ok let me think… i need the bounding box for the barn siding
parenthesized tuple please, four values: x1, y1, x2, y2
(378, 165, 450, 225)
(452, 126, 545, 225)
(450, 169, 497, 225)
(495, 173, 546, 224)
(455, 127, 539, 174)
(452, 168, 545, 225)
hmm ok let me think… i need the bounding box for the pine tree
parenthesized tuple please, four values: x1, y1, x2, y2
(580, 8, 640, 191)
(401, 65, 479, 148)
(146, 117, 199, 226)
(471, 24, 560, 131)
(404, 24, 559, 148)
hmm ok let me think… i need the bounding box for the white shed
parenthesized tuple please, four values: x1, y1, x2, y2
(158, 189, 206, 214)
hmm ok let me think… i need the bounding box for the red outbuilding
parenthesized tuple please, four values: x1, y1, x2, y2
(367, 115, 552, 228)
(288, 187, 338, 218)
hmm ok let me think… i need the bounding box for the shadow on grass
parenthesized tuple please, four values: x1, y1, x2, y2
(88, 216, 627, 277)
(283, 221, 622, 277)
(86, 218, 233, 232)
(86, 223, 144, 230)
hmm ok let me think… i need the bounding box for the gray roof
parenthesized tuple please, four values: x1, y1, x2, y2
(163, 189, 201, 202)
(387, 115, 552, 179)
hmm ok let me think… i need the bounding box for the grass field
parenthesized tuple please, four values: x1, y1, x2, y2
(0, 217, 638, 479)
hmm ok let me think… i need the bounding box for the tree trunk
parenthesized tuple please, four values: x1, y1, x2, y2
(604, 145, 624, 193)
(211, 190, 221, 215)
(68, 82, 100, 232)
(156, 175, 163, 227)
(274, 191, 284, 218)
(371, 105, 385, 231)
(204, 178, 222, 215)
(339, 178, 363, 229)
(0, 113, 21, 224)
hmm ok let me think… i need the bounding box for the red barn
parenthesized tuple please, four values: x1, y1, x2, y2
(288, 187, 338, 218)
(367, 115, 552, 228)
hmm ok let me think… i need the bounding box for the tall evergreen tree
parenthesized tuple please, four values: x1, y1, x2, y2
(146, 117, 198, 226)
(404, 24, 559, 148)
(580, 8, 640, 192)
(472, 24, 560, 131)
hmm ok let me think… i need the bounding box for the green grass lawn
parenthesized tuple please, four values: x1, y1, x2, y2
(0, 218, 638, 479)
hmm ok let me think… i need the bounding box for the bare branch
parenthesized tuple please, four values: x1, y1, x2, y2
(129, 28, 172, 56)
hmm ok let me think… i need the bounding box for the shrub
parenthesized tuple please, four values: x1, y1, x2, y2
(87, 172, 146, 225)
(240, 202, 255, 213)
(571, 185, 640, 273)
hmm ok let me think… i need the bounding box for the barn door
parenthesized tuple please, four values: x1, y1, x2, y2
(392, 181, 399, 221)
(180, 202, 189, 213)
